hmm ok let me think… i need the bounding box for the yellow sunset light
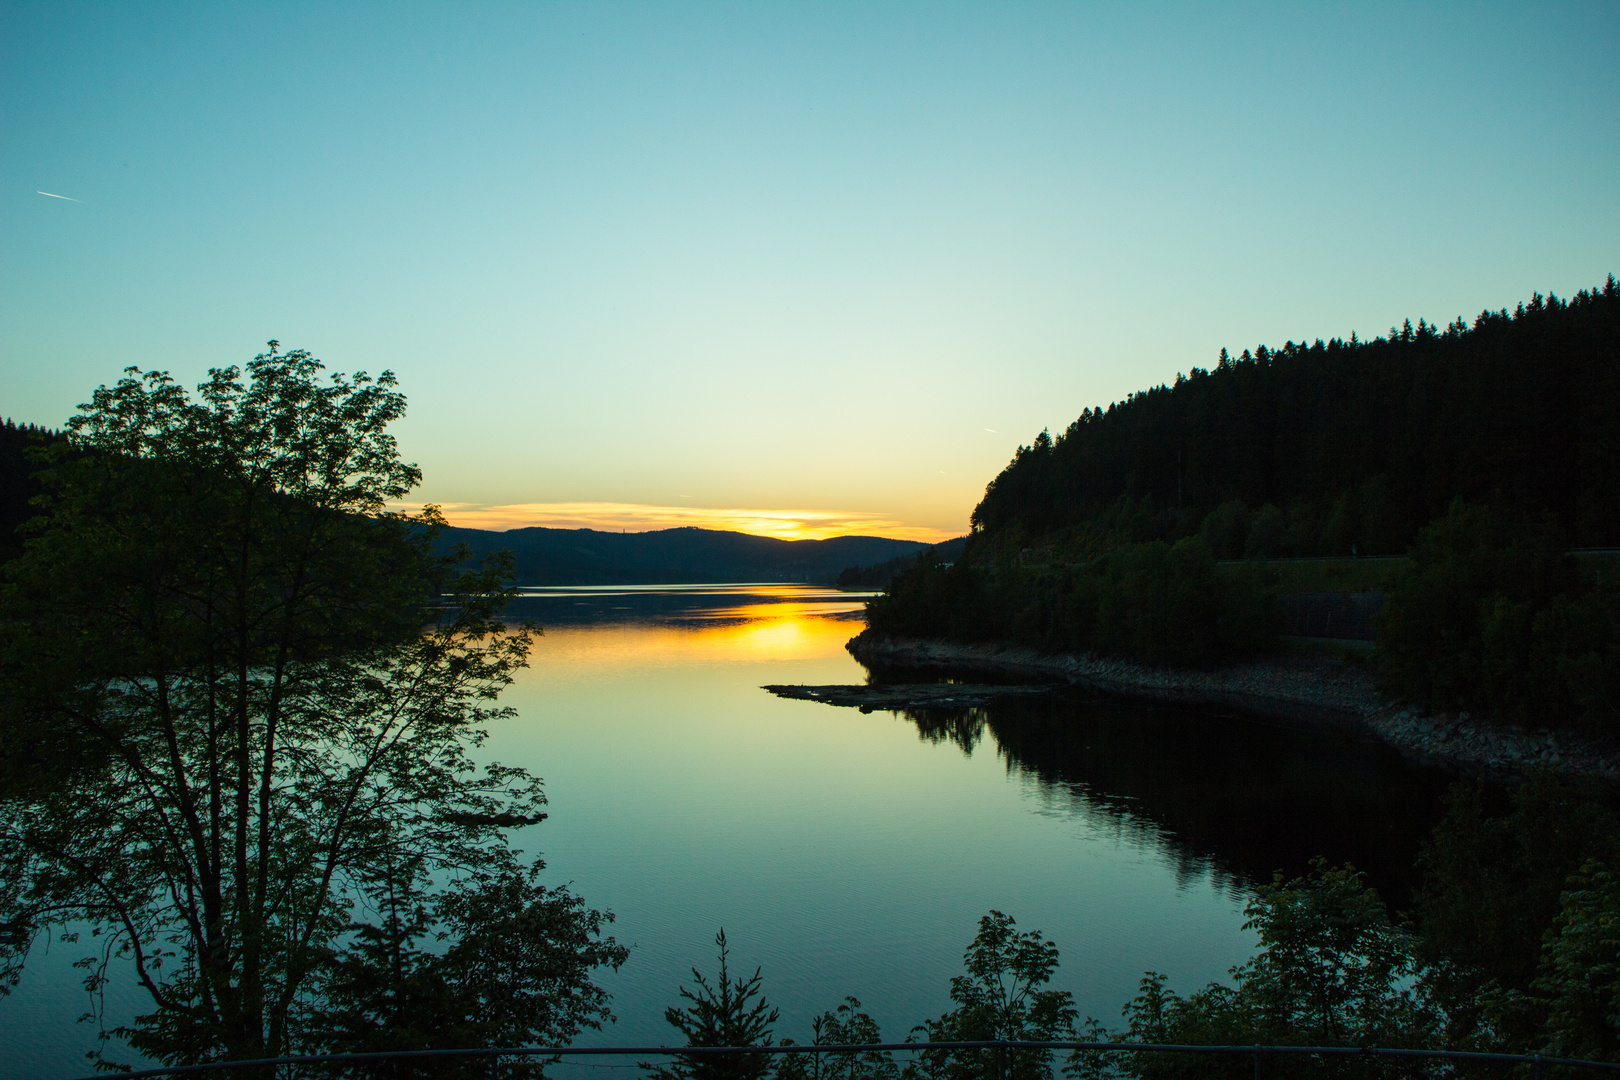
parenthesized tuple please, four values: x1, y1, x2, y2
(393, 501, 958, 544)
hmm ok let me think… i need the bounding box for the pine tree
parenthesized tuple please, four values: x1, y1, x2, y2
(648, 931, 781, 1080)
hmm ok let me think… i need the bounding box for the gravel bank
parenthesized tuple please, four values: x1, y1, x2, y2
(846, 630, 1620, 781)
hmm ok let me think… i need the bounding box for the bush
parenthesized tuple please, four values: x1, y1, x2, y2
(1109, 862, 1441, 1080)
(906, 912, 1077, 1080)
(778, 999, 897, 1080)
(1412, 774, 1620, 1045)
(867, 537, 1279, 668)
(1519, 861, 1620, 1061)
(1376, 501, 1620, 731)
(1096, 537, 1279, 666)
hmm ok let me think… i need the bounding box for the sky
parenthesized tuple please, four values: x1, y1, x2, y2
(3, 2, 1616, 542)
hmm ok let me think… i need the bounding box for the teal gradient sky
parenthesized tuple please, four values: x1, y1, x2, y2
(3, 2, 1616, 539)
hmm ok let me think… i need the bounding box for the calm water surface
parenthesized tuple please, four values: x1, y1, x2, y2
(3, 585, 1459, 1077)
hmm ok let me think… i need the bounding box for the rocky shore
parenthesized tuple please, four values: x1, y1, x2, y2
(846, 630, 1620, 781)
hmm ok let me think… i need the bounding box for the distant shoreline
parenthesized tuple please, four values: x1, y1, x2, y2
(845, 630, 1620, 781)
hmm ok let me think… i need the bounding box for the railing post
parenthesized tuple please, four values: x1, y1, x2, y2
(1533, 1053, 1544, 1080)
(997, 1041, 1008, 1080)
(1252, 1043, 1261, 1080)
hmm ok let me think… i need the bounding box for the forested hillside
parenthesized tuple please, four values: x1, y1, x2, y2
(975, 277, 1619, 556)
(870, 279, 1620, 731)
(0, 420, 66, 563)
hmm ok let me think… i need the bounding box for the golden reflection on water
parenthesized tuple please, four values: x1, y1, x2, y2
(691, 603, 860, 659)
(512, 588, 872, 673)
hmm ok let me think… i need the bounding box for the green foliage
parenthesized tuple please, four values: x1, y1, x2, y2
(1412, 774, 1620, 1046)
(313, 869, 627, 1078)
(1096, 538, 1279, 666)
(1109, 862, 1440, 1079)
(778, 998, 898, 1080)
(1198, 501, 1249, 560)
(1516, 861, 1620, 1061)
(0, 347, 625, 1068)
(1376, 501, 1620, 730)
(0, 417, 68, 564)
(1095, 540, 1220, 665)
(1236, 862, 1436, 1048)
(1268, 558, 1404, 595)
(648, 930, 781, 1080)
(868, 536, 1279, 668)
(864, 551, 983, 644)
(906, 911, 1077, 1080)
(1244, 504, 1286, 559)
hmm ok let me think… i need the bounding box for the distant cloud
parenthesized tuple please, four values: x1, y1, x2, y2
(36, 190, 78, 201)
(392, 501, 956, 543)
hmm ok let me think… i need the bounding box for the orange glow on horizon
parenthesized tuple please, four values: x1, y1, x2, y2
(393, 500, 959, 543)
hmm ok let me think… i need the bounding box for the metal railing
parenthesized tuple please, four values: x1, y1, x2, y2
(69, 1040, 1620, 1080)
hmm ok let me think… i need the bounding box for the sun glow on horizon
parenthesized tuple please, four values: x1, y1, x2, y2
(393, 501, 959, 543)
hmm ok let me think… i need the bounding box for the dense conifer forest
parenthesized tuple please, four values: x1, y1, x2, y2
(0, 419, 65, 563)
(870, 279, 1620, 732)
(975, 277, 1619, 554)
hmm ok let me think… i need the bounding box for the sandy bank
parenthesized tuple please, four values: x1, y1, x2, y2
(846, 630, 1620, 781)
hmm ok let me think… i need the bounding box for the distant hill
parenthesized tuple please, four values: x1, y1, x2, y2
(834, 535, 970, 587)
(0, 424, 938, 585)
(439, 524, 942, 585)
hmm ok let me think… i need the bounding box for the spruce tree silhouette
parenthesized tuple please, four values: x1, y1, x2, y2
(647, 930, 781, 1080)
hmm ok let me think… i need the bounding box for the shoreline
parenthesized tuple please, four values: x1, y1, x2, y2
(846, 630, 1620, 781)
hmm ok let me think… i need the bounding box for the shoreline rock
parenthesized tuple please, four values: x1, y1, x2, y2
(845, 630, 1620, 781)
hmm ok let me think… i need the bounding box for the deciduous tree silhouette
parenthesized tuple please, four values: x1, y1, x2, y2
(0, 345, 625, 1070)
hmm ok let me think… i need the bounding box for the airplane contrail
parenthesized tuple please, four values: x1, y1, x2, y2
(37, 190, 78, 201)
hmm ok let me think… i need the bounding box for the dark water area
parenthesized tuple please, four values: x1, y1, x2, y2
(883, 690, 1460, 909)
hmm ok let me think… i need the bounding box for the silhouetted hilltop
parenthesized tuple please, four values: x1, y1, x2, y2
(440, 524, 939, 585)
(974, 277, 1620, 555)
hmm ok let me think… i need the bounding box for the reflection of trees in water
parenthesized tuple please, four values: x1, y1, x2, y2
(897, 693, 1458, 906)
(910, 707, 993, 755)
(905, 705, 1233, 894)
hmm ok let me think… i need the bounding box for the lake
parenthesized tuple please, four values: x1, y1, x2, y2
(0, 584, 1460, 1078)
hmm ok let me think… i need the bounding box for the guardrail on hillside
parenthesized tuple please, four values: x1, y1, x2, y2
(71, 1039, 1620, 1080)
